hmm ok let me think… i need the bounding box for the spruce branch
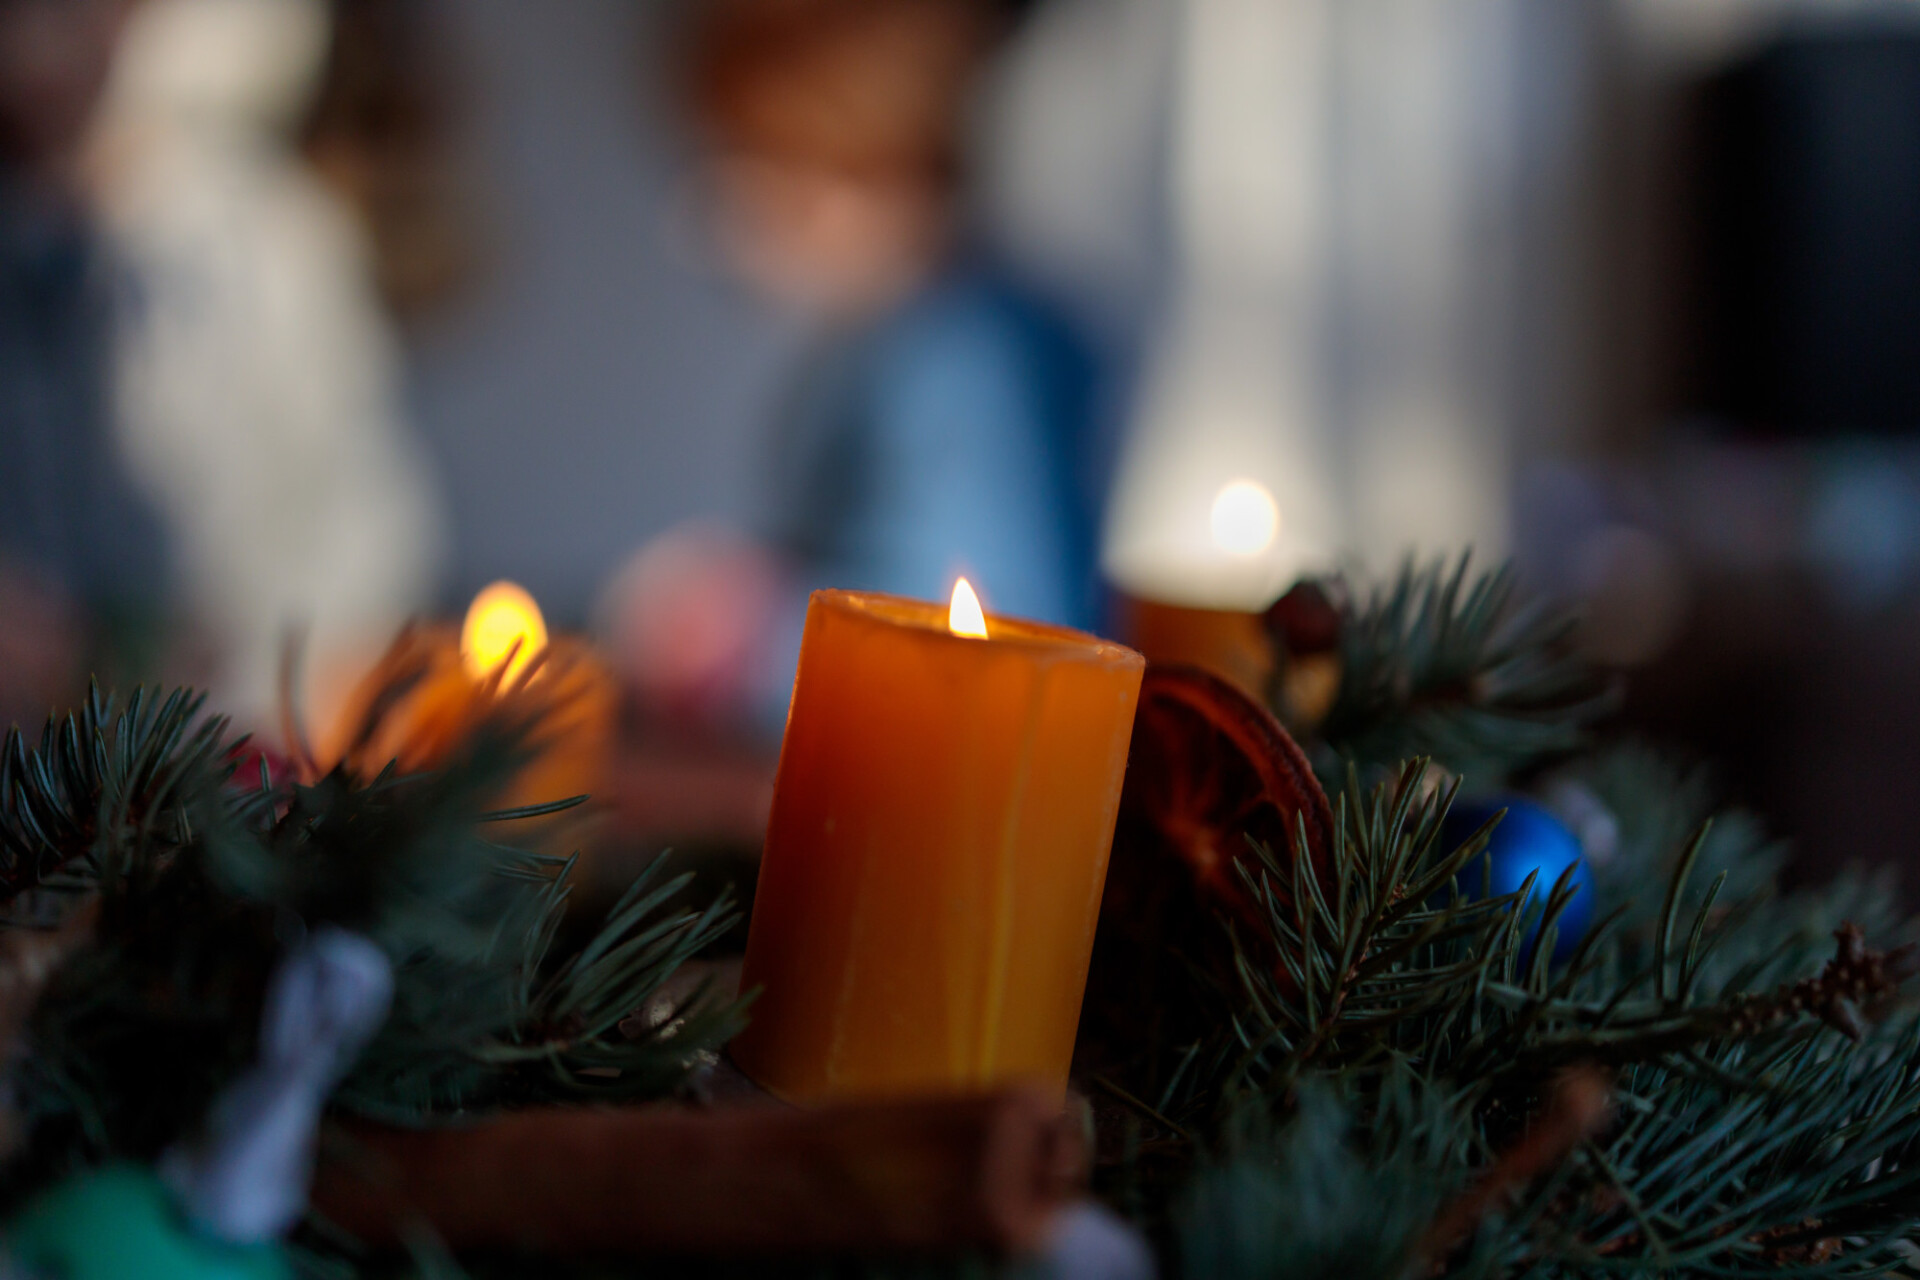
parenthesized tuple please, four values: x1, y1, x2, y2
(1506, 1016, 1920, 1276)
(1310, 555, 1615, 787)
(1705, 924, 1914, 1044)
(0, 684, 744, 1206)
(0, 685, 243, 908)
(1203, 760, 1573, 1101)
(1545, 744, 1786, 943)
(1165, 737, 1920, 1277)
(1469, 840, 1917, 1079)
(1122, 554, 1920, 1280)
(1179, 1067, 1478, 1280)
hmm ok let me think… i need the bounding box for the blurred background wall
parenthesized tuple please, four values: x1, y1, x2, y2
(2, 0, 1917, 880)
(1576, 0, 1920, 885)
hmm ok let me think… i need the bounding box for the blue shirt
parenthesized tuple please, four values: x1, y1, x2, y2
(762, 265, 1101, 631)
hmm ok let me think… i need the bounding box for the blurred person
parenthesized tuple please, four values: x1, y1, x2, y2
(0, 0, 168, 726)
(607, 0, 1103, 734)
(87, 0, 445, 728)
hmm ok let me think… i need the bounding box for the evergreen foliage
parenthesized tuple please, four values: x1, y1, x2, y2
(0, 685, 742, 1202)
(1147, 557, 1920, 1278)
(1312, 556, 1615, 787)
(3, 556, 1918, 1280)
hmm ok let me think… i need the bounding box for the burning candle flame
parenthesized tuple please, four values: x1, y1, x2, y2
(462, 580, 548, 681)
(948, 578, 988, 639)
(1210, 479, 1280, 556)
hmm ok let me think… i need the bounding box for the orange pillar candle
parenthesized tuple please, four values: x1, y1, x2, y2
(732, 584, 1145, 1103)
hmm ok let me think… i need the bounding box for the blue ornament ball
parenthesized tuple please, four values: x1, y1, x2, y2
(1440, 795, 1593, 961)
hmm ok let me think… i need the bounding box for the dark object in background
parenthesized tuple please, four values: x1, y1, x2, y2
(302, 0, 475, 323)
(1696, 21, 1920, 436)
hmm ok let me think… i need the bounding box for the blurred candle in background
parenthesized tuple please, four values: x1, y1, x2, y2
(1114, 477, 1285, 698)
(461, 580, 550, 683)
(324, 581, 615, 822)
(1100, 0, 1335, 621)
(732, 582, 1144, 1104)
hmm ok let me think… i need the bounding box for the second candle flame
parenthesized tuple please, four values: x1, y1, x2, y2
(948, 578, 988, 639)
(462, 580, 549, 681)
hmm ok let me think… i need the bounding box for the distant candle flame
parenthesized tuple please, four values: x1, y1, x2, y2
(1210, 479, 1280, 556)
(948, 578, 988, 639)
(462, 580, 548, 681)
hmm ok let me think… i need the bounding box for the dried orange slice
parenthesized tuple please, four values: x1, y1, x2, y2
(1119, 664, 1332, 916)
(1079, 665, 1334, 1086)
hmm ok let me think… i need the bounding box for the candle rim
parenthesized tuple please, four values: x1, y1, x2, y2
(811, 589, 1143, 668)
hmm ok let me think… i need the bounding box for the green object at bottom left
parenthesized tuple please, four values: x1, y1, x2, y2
(4, 1164, 291, 1280)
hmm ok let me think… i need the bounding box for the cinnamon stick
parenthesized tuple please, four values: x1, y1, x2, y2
(313, 1087, 1084, 1258)
(1416, 1067, 1613, 1271)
